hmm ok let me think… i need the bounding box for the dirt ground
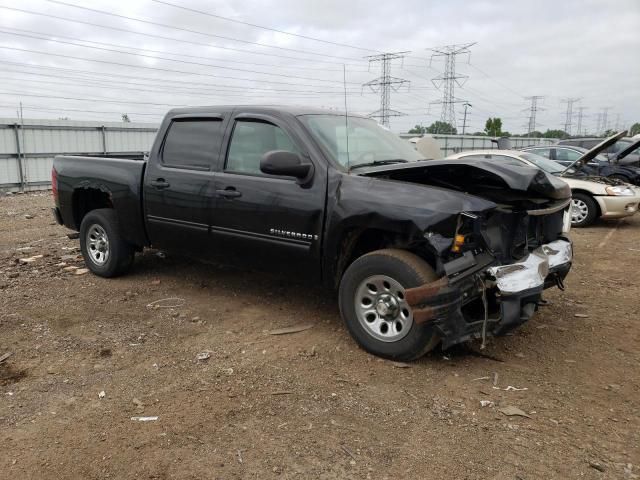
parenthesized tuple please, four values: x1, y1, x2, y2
(0, 192, 638, 480)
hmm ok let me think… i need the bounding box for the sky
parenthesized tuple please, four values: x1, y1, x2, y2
(0, 0, 638, 134)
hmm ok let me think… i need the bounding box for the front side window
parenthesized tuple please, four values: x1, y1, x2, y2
(225, 120, 300, 175)
(162, 119, 223, 170)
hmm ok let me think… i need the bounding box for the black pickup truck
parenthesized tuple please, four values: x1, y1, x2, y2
(52, 106, 573, 361)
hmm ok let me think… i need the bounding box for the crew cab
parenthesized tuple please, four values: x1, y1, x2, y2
(52, 106, 573, 361)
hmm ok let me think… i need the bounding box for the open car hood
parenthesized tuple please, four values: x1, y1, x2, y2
(611, 137, 640, 161)
(561, 131, 627, 174)
(356, 158, 571, 202)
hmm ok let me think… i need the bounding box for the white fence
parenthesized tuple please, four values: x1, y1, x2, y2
(399, 133, 557, 157)
(0, 118, 158, 192)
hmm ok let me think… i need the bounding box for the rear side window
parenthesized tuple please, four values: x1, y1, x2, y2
(162, 119, 223, 170)
(225, 120, 300, 175)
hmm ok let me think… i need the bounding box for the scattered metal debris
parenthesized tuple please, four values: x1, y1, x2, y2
(0, 352, 12, 364)
(146, 297, 186, 309)
(479, 400, 495, 407)
(98, 391, 106, 399)
(574, 313, 589, 318)
(131, 416, 158, 422)
(498, 405, 531, 418)
(390, 361, 411, 368)
(270, 391, 294, 396)
(196, 351, 211, 362)
(269, 323, 314, 335)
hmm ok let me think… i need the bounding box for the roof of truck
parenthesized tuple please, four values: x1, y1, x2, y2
(165, 105, 366, 118)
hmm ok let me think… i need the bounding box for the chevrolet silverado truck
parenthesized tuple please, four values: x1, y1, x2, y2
(52, 106, 573, 361)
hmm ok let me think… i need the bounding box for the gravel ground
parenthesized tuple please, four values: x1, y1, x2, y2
(1, 192, 639, 480)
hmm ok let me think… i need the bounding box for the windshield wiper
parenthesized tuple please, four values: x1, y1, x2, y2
(349, 159, 409, 171)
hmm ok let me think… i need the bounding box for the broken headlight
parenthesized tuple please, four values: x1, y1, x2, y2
(451, 212, 481, 254)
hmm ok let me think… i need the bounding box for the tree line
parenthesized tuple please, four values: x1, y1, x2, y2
(408, 119, 640, 138)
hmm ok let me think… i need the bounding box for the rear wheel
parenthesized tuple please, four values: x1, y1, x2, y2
(79, 209, 135, 277)
(339, 249, 441, 361)
(571, 192, 598, 227)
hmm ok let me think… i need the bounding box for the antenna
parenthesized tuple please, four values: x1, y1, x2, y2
(343, 64, 350, 169)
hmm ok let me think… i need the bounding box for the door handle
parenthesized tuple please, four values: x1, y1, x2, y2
(216, 187, 242, 199)
(150, 178, 170, 189)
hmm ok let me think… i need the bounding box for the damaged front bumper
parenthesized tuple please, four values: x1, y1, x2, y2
(405, 238, 573, 348)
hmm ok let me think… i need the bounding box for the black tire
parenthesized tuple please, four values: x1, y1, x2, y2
(338, 248, 441, 361)
(79, 208, 135, 277)
(571, 192, 598, 228)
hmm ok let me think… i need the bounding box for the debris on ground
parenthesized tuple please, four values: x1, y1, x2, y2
(574, 313, 589, 318)
(196, 351, 211, 362)
(589, 461, 606, 472)
(98, 391, 106, 399)
(498, 406, 531, 418)
(0, 352, 12, 364)
(389, 361, 412, 368)
(479, 400, 495, 407)
(67, 232, 80, 239)
(269, 323, 314, 335)
(74, 268, 89, 275)
(131, 416, 158, 422)
(146, 297, 186, 309)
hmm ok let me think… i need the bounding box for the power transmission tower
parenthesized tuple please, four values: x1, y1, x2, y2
(461, 102, 472, 134)
(363, 52, 410, 128)
(525, 96, 545, 135)
(600, 107, 611, 134)
(561, 97, 580, 135)
(428, 42, 475, 130)
(576, 106, 587, 136)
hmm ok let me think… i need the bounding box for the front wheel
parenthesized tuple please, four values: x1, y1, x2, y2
(79, 209, 135, 277)
(338, 249, 441, 361)
(571, 193, 598, 227)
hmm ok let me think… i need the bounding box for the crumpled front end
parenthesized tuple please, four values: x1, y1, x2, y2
(405, 206, 573, 348)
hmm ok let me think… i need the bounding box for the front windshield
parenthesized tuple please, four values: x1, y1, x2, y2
(520, 152, 566, 174)
(299, 114, 423, 169)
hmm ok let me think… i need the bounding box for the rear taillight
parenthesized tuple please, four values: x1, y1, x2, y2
(51, 166, 58, 203)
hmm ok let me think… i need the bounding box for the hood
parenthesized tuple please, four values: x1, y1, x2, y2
(561, 131, 627, 173)
(356, 158, 571, 202)
(611, 137, 640, 162)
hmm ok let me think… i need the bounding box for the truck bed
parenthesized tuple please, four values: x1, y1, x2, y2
(53, 155, 149, 247)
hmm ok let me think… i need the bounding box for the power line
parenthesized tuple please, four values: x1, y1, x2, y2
(428, 43, 475, 130)
(0, 5, 361, 66)
(0, 46, 356, 89)
(0, 29, 361, 86)
(150, 0, 377, 53)
(363, 52, 410, 128)
(44, 0, 364, 61)
(0, 60, 365, 95)
(0, 25, 371, 73)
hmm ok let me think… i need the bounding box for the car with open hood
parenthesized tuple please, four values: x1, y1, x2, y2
(52, 106, 574, 361)
(558, 136, 640, 167)
(522, 139, 640, 185)
(446, 132, 639, 227)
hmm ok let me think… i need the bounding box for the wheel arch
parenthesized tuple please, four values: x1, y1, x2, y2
(329, 226, 436, 289)
(571, 189, 602, 217)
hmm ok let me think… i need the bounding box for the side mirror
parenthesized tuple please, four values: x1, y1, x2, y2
(260, 150, 312, 180)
